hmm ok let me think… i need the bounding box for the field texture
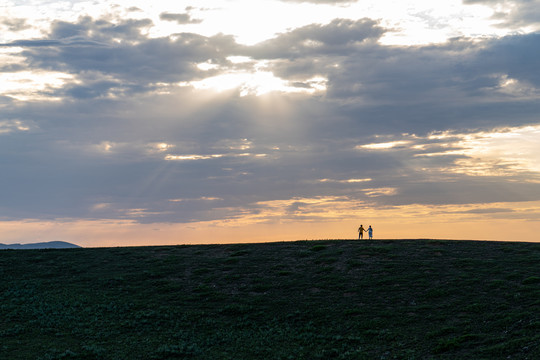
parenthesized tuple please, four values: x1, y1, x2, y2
(1, 240, 539, 359)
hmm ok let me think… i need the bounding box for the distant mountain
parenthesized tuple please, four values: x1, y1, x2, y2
(0, 241, 81, 250)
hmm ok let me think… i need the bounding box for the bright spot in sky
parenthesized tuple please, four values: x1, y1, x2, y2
(414, 126, 540, 177)
(188, 70, 326, 96)
(164, 0, 506, 46)
(363, 188, 398, 197)
(358, 141, 411, 150)
(319, 178, 372, 183)
(227, 56, 252, 64)
(3, 0, 503, 48)
(164, 154, 224, 161)
(183, 0, 343, 45)
(0, 70, 73, 101)
(456, 126, 540, 175)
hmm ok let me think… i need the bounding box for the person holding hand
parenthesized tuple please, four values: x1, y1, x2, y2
(358, 225, 367, 240)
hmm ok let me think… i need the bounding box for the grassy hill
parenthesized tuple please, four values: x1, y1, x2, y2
(1, 239, 539, 359)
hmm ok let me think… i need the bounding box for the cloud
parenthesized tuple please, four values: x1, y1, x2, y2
(324, 35, 540, 135)
(159, 12, 202, 24)
(477, 33, 540, 87)
(50, 16, 153, 40)
(247, 18, 385, 59)
(0, 17, 31, 32)
(6, 13, 537, 118)
(1, 16, 239, 99)
(463, 0, 540, 28)
(0, 119, 32, 134)
(1, 9, 540, 229)
(461, 208, 514, 214)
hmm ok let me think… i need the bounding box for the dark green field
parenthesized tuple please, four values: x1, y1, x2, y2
(1, 239, 539, 359)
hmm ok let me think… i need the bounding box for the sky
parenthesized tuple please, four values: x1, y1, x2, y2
(1, 0, 540, 247)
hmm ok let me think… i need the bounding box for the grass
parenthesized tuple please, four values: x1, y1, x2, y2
(1, 239, 539, 359)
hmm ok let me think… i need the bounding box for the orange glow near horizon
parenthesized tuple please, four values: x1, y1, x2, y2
(2, 200, 539, 247)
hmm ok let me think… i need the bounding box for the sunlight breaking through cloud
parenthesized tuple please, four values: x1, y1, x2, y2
(359, 125, 540, 178)
(0, 119, 32, 134)
(164, 154, 224, 161)
(187, 71, 327, 96)
(0, 70, 73, 101)
(357, 141, 411, 150)
(420, 125, 540, 176)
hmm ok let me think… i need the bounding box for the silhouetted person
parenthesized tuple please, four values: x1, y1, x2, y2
(358, 225, 366, 240)
(368, 225, 373, 240)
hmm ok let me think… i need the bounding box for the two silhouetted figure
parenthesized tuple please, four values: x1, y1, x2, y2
(358, 225, 373, 240)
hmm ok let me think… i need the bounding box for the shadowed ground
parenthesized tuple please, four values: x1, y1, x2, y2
(1, 239, 539, 359)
